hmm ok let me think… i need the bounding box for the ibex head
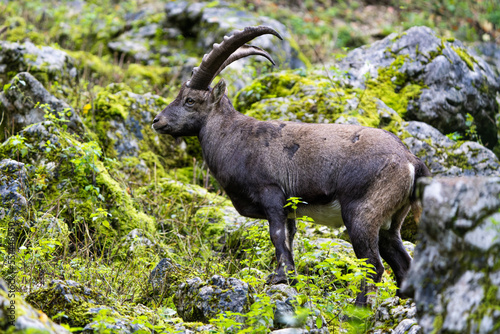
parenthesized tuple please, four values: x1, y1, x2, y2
(152, 26, 283, 137)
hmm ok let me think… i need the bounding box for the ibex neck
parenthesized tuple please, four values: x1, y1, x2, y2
(197, 101, 256, 176)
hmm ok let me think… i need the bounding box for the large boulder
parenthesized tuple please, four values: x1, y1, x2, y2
(403, 177, 500, 334)
(25, 280, 109, 328)
(474, 42, 500, 76)
(340, 26, 500, 148)
(0, 41, 77, 86)
(0, 72, 83, 140)
(0, 120, 157, 236)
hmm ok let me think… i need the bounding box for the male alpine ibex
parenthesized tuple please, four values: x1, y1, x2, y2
(152, 26, 430, 305)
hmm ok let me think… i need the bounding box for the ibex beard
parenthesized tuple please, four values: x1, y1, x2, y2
(152, 26, 431, 306)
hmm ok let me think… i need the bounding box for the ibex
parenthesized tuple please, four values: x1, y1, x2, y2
(152, 26, 430, 305)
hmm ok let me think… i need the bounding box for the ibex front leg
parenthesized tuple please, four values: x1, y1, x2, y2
(260, 187, 296, 285)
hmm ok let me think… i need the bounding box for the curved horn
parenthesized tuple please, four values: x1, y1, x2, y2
(211, 44, 276, 80)
(187, 26, 283, 90)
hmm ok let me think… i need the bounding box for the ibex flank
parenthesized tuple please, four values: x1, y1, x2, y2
(152, 26, 431, 306)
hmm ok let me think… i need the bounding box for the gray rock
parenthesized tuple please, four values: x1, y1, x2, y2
(403, 121, 500, 176)
(174, 274, 252, 323)
(108, 23, 161, 63)
(402, 177, 500, 334)
(0, 40, 76, 85)
(474, 42, 500, 76)
(0, 72, 83, 139)
(0, 159, 28, 216)
(372, 297, 420, 333)
(340, 26, 500, 148)
(148, 258, 186, 295)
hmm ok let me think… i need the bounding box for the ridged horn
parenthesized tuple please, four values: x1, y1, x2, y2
(187, 26, 283, 90)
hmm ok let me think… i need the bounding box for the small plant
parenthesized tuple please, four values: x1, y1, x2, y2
(38, 102, 72, 131)
(464, 113, 481, 144)
(210, 289, 275, 333)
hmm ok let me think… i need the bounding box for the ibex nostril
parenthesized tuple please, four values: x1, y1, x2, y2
(152, 117, 159, 124)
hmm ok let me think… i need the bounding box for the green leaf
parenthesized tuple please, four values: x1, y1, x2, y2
(316, 316, 323, 329)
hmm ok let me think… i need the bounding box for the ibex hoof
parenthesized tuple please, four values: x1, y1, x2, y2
(266, 272, 288, 285)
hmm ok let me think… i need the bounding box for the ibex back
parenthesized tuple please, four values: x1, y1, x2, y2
(152, 26, 431, 306)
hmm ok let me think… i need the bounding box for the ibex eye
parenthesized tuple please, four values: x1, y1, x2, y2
(185, 98, 195, 106)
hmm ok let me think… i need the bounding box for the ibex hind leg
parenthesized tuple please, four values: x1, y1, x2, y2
(378, 204, 412, 298)
(343, 213, 385, 307)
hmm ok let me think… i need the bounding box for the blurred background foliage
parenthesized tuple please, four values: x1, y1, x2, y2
(1, 0, 498, 73)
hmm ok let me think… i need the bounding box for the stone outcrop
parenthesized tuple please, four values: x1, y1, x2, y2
(403, 177, 500, 334)
(371, 297, 420, 334)
(340, 26, 500, 148)
(0, 159, 28, 222)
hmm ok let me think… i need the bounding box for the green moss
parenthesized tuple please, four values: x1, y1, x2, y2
(193, 206, 227, 238)
(96, 161, 156, 234)
(234, 71, 327, 113)
(431, 314, 444, 334)
(366, 55, 424, 119)
(471, 278, 500, 331)
(233, 62, 415, 134)
(66, 50, 118, 80)
(125, 63, 171, 86)
(25, 280, 108, 328)
(451, 46, 476, 71)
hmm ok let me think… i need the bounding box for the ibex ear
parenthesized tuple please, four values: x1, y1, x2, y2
(211, 79, 226, 105)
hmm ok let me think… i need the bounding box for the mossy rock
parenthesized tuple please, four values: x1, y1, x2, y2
(89, 84, 194, 180)
(0, 280, 69, 334)
(0, 41, 76, 89)
(25, 280, 109, 328)
(339, 26, 500, 149)
(148, 258, 196, 298)
(233, 68, 408, 134)
(0, 121, 156, 240)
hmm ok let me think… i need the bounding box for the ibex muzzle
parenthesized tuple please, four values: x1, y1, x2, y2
(152, 26, 431, 306)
